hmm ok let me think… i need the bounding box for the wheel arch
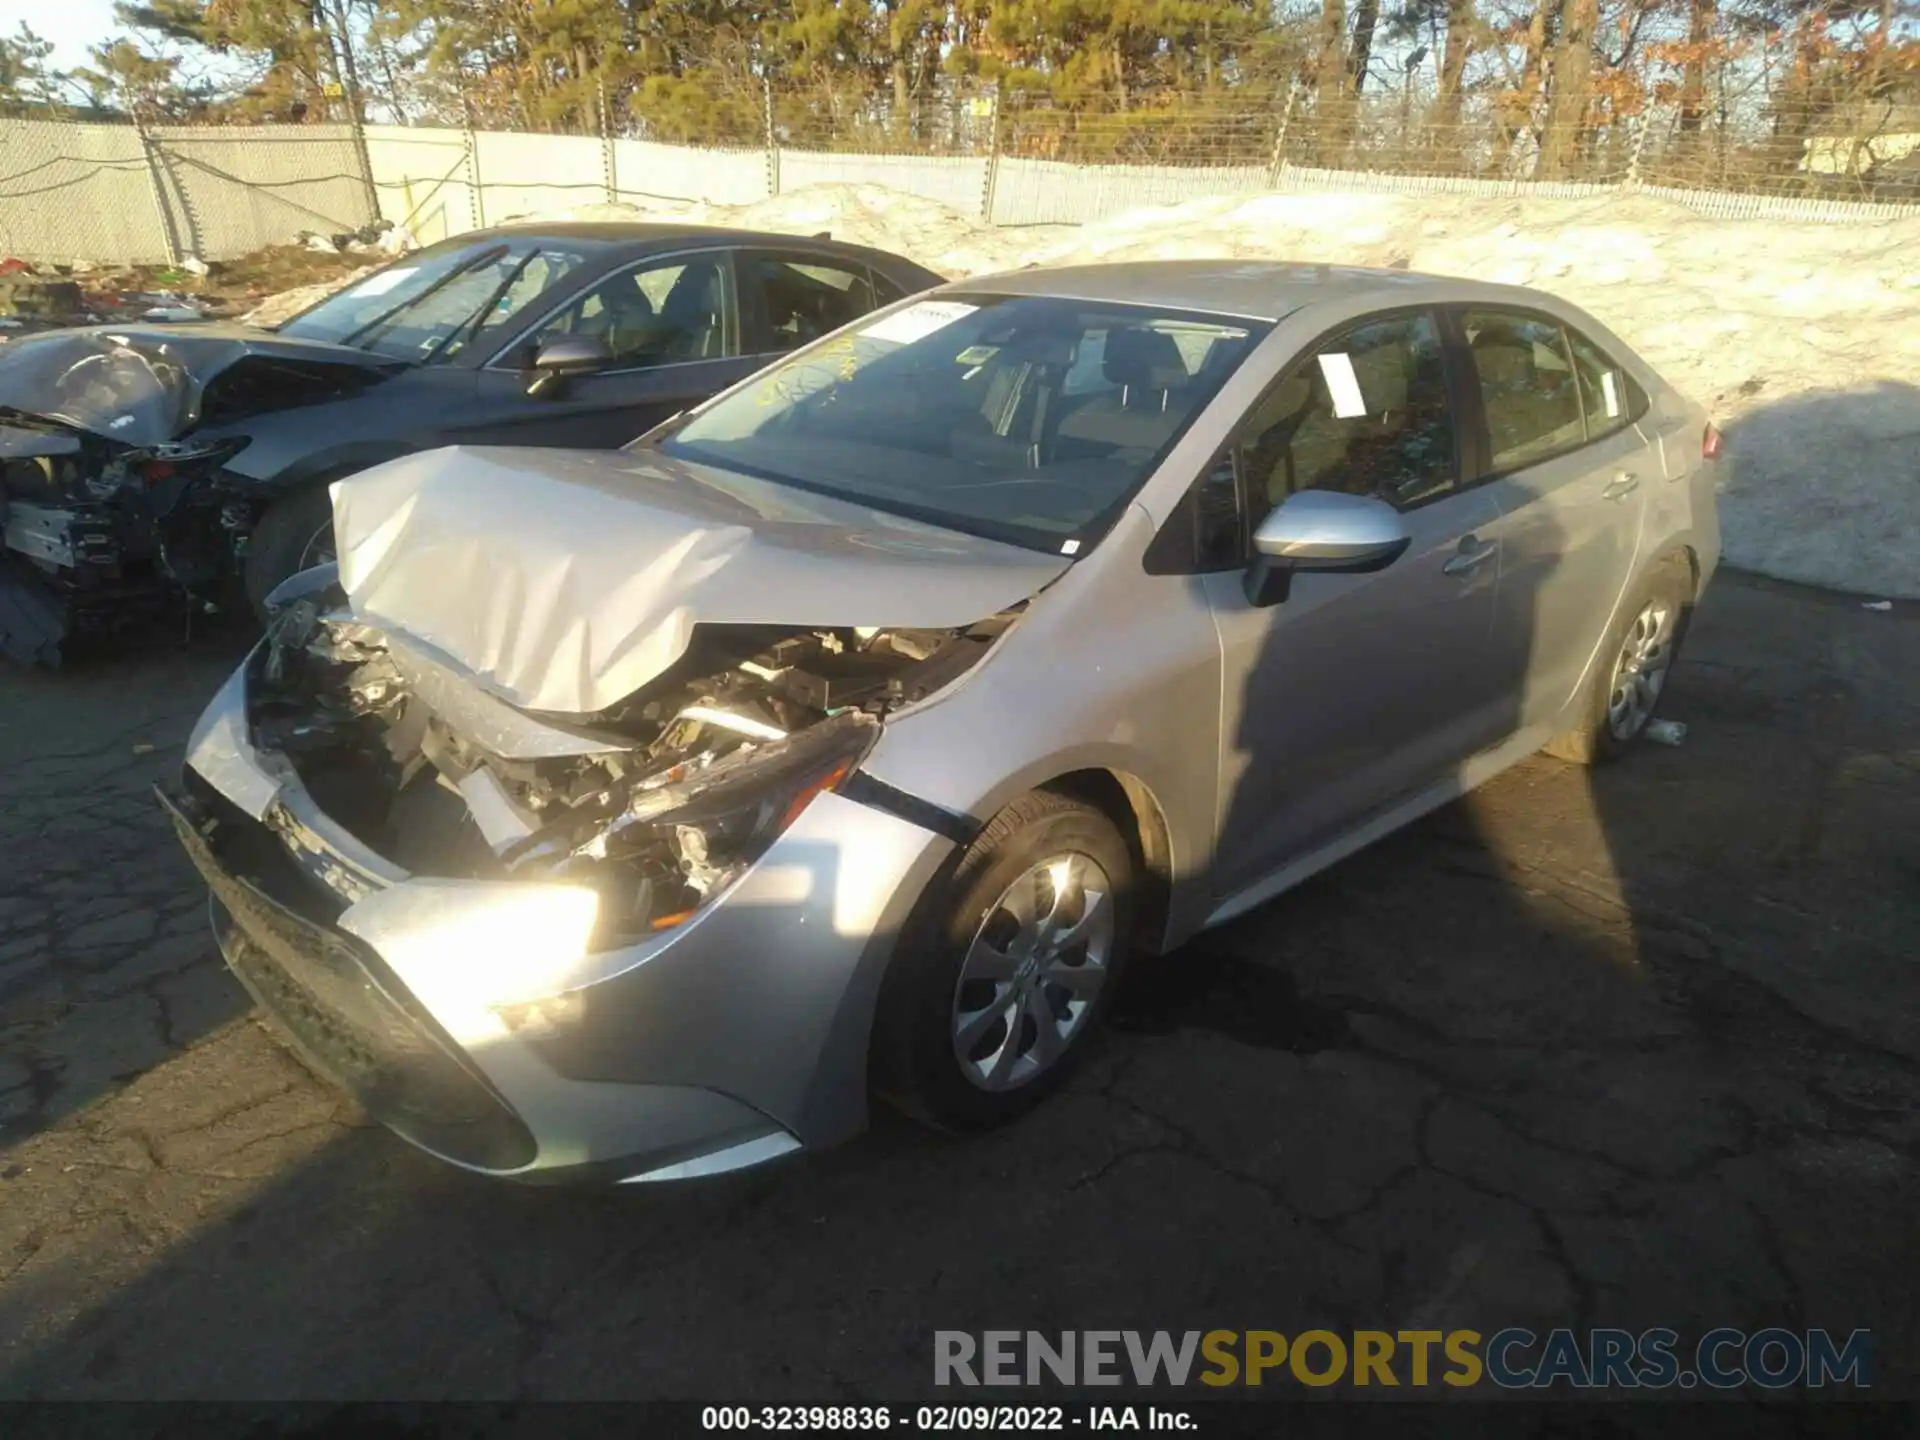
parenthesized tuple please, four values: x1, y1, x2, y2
(1673, 543, 1703, 598)
(1036, 768, 1176, 958)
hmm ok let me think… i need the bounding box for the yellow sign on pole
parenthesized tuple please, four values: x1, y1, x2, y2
(967, 96, 995, 118)
(322, 81, 345, 99)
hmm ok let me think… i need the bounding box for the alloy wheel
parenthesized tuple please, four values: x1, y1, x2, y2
(1606, 598, 1675, 740)
(950, 853, 1115, 1092)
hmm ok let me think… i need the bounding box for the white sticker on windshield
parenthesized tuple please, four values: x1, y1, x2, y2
(1318, 352, 1368, 419)
(861, 300, 978, 347)
(1601, 371, 1621, 418)
(347, 265, 420, 299)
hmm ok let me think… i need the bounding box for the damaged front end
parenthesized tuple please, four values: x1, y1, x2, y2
(0, 417, 249, 663)
(246, 577, 1005, 945)
(0, 325, 397, 664)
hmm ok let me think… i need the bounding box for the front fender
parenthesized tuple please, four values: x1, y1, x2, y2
(225, 437, 424, 497)
(861, 509, 1223, 950)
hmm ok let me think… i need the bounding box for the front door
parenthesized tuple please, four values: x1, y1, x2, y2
(461, 249, 756, 450)
(1205, 310, 1508, 900)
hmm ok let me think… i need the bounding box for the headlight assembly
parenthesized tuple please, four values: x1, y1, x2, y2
(587, 710, 880, 934)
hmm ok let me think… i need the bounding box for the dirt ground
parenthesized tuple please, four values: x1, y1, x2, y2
(3, 244, 371, 325)
(0, 571, 1914, 1405)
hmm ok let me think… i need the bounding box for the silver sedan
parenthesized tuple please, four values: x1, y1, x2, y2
(169, 261, 1720, 1181)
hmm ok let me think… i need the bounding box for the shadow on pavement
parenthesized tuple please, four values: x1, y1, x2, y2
(0, 625, 256, 1146)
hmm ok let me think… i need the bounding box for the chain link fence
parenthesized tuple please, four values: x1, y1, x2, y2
(4, 78, 1917, 265)
(0, 116, 376, 265)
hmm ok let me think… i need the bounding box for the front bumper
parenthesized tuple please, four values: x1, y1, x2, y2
(164, 788, 540, 1170)
(174, 650, 952, 1182)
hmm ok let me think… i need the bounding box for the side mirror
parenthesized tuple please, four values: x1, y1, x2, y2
(1244, 490, 1411, 607)
(526, 334, 612, 397)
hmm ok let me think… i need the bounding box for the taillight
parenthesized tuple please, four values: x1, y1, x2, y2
(1702, 424, 1722, 461)
(141, 459, 176, 482)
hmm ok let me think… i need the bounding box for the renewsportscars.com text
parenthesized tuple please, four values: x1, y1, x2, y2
(934, 1328, 1872, 1390)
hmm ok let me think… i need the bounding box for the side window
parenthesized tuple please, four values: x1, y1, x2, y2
(530, 254, 734, 368)
(1237, 311, 1456, 534)
(1565, 326, 1647, 441)
(869, 267, 910, 306)
(1462, 310, 1585, 471)
(750, 256, 875, 353)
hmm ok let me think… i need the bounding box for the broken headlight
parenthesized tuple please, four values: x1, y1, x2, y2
(592, 710, 881, 931)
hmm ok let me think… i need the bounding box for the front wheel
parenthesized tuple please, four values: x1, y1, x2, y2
(243, 486, 337, 626)
(873, 791, 1135, 1131)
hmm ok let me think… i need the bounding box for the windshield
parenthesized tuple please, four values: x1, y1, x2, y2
(655, 294, 1270, 552)
(278, 238, 593, 362)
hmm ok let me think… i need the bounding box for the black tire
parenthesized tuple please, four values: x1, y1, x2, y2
(1544, 555, 1695, 766)
(243, 485, 337, 625)
(872, 790, 1135, 1131)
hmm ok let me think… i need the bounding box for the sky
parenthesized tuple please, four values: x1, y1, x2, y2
(10, 0, 128, 71)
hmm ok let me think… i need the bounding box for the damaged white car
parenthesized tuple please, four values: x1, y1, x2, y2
(167, 263, 1719, 1181)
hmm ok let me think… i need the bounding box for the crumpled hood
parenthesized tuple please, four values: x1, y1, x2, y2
(0, 323, 400, 446)
(332, 445, 1071, 715)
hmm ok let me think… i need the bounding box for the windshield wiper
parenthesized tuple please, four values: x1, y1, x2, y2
(422, 251, 540, 364)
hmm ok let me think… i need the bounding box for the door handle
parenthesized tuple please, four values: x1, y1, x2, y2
(1441, 536, 1498, 577)
(1603, 472, 1641, 501)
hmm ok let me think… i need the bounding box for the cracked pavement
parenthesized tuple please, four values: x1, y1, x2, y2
(0, 573, 1915, 1401)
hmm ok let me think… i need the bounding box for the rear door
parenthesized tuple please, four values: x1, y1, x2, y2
(1455, 309, 1655, 730)
(736, 249, 888, 361)
(1202, 309, 1509, 897)
(461, 247, 754, 450)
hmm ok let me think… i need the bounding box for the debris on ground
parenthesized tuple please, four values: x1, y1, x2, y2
(296, 219, 416, 260)
(0, 276, 83, 321)
(1644, 719, 1689, 746)
(135, 297, 207, 321)
(0, 242, 380, 339)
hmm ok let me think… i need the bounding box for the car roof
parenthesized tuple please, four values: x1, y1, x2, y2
(456, 221, 893, 255)
(939, 260, 1478, 323)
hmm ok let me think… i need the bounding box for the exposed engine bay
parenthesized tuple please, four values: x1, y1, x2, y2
(248, 591, 1010, 946)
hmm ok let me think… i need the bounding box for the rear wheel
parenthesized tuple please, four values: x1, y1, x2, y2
(243, 485, 337, 625)
(873, 791, 1134, 1131)
(1544, 556, 1694, 766)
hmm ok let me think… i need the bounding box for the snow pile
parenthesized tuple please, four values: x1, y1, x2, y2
(553, 183, 1919, 598)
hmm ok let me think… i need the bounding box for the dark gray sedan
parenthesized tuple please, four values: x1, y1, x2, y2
(0, 223, 943, 662)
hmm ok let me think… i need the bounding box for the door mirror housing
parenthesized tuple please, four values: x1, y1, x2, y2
(526, 334, 612, 396)
(1244, 490, 1412, 607)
